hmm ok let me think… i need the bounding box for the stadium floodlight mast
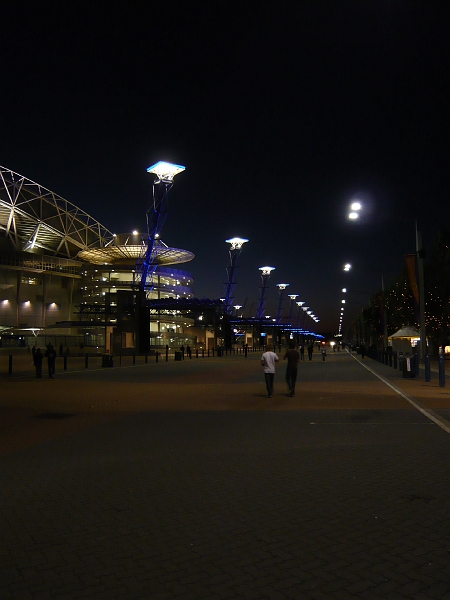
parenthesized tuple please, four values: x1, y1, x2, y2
(223, 237, 249, 314)
(256, 266, 275, 319)
(137, 161, 186, 294)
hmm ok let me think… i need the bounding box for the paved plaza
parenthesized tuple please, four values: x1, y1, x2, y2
(0, 350, 449, 599)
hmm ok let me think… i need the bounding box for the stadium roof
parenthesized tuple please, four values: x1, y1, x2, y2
(0, 165, 113, 258)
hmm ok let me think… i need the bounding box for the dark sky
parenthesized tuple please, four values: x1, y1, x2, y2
(2, 1, 449, 332)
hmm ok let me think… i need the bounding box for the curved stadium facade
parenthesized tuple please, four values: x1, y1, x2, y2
(0, 166, 197, 352)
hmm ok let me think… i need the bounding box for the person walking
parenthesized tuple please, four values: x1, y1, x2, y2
(45, 343, 57, 378)
(321, 345, 327, 361)
(261, 344, 279, 398)
(34, 348, 43, 378)
(284, 341, 300, 397)
(299, 344, 305, 361)
(307, 344, 313, 361)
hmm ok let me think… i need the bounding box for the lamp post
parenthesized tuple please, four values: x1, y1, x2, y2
(288, 294, 298, 326)
(276, 283, 289, 323)
(138, 161, 185, 294)
(256, 266, 275, 320)
(223, 237, 248, 314)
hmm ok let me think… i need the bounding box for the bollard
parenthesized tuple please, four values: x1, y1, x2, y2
(133, 353, 136, 365)
(202, 349, 204, 358)
(438, 355, 445, 387)
(425, 355, 431, 382)
(64, 356, 68, 371)
(85, 353, 89, 368)
(393, 352, 397, 370)
(388, 353, 392, 367)
(145, 354, 148, 364)
(196, 348, 198, 358)
(156, 351, 158, 363)
(9, 354, 12, 376)
(244, 346, 248, 358)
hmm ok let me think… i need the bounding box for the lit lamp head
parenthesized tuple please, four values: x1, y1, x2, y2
(277, 283, 289, 291)
(234, 305, 242, 311)
(348, 200, 362, 220)
(259, 266, 275, 276)
(296, 301, 305, 307)
(288, 294, 298, 300)
(344, 263, 352, 272)
(147, 161, 186, 182)
(226, 237, 249, 250)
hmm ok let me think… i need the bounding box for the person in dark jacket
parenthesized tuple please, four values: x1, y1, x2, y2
(284, 341, 300, 397)
(45, 343, 56, 378)
(34, 348, 43, 378)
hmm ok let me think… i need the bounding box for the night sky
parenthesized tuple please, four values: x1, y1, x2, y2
(2, 1, 448, 332)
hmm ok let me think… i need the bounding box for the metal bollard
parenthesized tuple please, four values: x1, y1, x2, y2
(165, 350, 168, 362)
(438, 355, 445, 387)
(64, 356, 68, 371)
(202, 349, 204, 358)
(156, 351, 159, 363)
(393, 352, 397, 370)
(9, 354, 12, 376)
(425, 355, 431, 382)
(145, 354, 148, 364)
(196, 349, 198, 358)
(85, 353, 89, 368)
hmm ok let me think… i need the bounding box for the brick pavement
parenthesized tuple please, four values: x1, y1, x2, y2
(0, 350, 449, 599)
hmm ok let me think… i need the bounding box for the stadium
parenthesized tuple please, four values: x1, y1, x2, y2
(0, 165, 205, 353)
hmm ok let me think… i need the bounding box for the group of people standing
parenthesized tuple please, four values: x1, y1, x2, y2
(32, 343, 57, 379)
(261, 342, 327, 398)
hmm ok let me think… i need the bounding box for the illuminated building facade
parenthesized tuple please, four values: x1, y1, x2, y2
(0, 166, 196, 351)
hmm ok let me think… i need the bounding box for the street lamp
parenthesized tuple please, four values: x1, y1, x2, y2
(287, 294, 298, 326)
(276, 283, 289, 323)
(138, 161, 185, 293)
(223, 237, 248, 314)
(256, 266, 275, 319)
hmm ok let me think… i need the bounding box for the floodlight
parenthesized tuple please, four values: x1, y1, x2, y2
(259, 266, 275, 275)
(351, 201, 361, 211)
(349, 212, 359, 220)
(344, 263, 352, 271)
(288, 294, 298, 300)
(296, 301, 305, 306)
(146, 161, 186, 181)
(276, 283, 289, 290)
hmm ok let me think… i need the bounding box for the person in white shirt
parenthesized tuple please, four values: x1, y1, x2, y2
(261, 344, 279, 398)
